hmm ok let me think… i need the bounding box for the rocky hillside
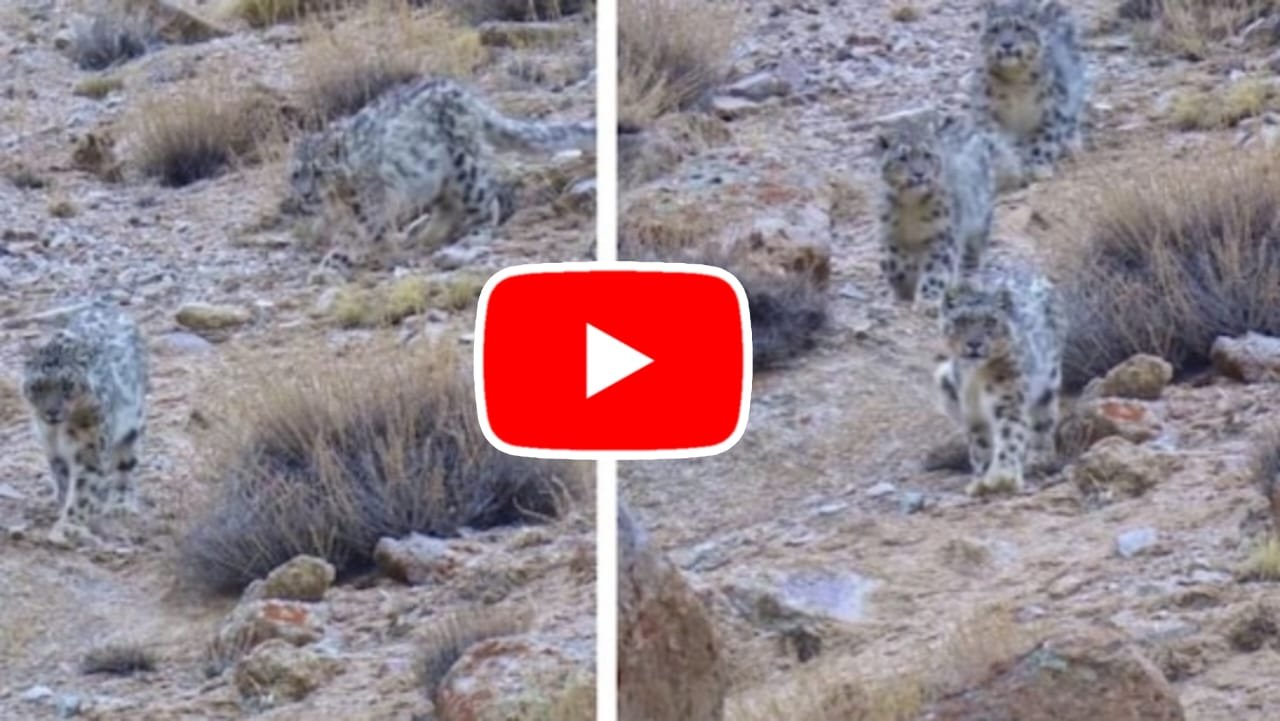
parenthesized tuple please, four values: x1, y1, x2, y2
(0, 1, 596, 718)
(620, 0, 1280, 718)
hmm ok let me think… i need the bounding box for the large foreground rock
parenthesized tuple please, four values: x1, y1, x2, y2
(1212, 332, 1280, 383)
(1072, 437, 1168, 499)
(618, 504, 726, 721)
(434, 636, 592, 721)
(925, 628, 1185, 720)
(234, 639, 339, 705)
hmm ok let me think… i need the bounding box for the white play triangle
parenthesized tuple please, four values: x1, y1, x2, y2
(586, 323, 653, 398)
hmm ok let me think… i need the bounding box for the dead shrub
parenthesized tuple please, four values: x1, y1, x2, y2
(419, 606, 532, 696)
(131, 82, 287, 186)
(82, 643, 157, 676)
(619, 0, 737, 124)
(1127, 0, 1275, 58)
(178, 344, 585, 594)
(621, 236, 829, 371)
(1055, 155, 1280, 391)
(1252, 426, 1280, 529)
(69, 4, 151, 70)
(223, 0, 347, 28)
(295, 6, 486, 124)
(446, 0, 589, 24)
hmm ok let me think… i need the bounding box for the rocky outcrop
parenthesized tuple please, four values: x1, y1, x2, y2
(1073, 437, 1170, 499)
(251, 554, 335, 603)
(434, 636, 593, 721)
(925, 628, 1185, 720)
(618, 504, 727, 721)
(1086, 354, 1173, 400)
(234, 639, 340, 705)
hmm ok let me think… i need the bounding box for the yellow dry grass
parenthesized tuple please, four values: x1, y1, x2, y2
(295, 4, 486, 124)
(1134, 0, 1273, 58)
(1168, 77, 1276, 130)
(619, 0, 737, 125)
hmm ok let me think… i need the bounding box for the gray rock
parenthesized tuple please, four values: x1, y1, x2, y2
(56, 694, 81, 718)
(374, 534, 462, 585)
(1211, 332, 1280, 383)
(710, 95, 763, 121)
(1115, 527, 1159, 558)
(866, 481, 897, 498)
(725, 70, 794, 101)
(21, 685, 53, 703)
(433, 245, 486, 271)
(1073, 437, 1168, 499)
(900, 491, 926, 514)
(158, 331, 215, 355)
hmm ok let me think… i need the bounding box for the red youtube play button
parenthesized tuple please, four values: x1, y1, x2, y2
(475, 262, 751, 459)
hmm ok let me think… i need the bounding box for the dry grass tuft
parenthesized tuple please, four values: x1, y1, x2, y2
(435, 274, 486, 312)
(728, 663, 924, 721)
(1053, 154, 1280, 391)
(1240, 537, 1280, 581)
(295, 6, 486, 124)
(1129, 0, 1275, 58)
(622, 234, 828, 371)
(446, 0, 589, 24)
(82, 643, 157, 676)
(73, 75, 125, 99)
(48, 197, 78, 218)
(1252, 426, 1280, 528)
(131, 82, 287, 186)
(178, 343, 584, 594)
(1168, 78, 1276, 130)
(419, 606, 532, 696)
(69, 3, 150, 70)
(223, 0, 342, 28)
(329, 276, 431, 328)
(619, 0, 737, 125)
(891, 4, 922, 23)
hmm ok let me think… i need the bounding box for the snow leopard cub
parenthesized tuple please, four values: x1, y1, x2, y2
(975, 0, 1086, 182)
(876, 109, 996, 312)
(21, 301, 148, 544)
(283, 77, 595, 278)
(934, 262, 1065, 496)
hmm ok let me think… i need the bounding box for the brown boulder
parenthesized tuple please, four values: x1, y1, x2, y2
(1072, 437, 1169, 499)
(1086, 354, 1173, 400)
(618, 504, 727, 721)
(926, 628, 1185, 720)
(434, 636, 593, 721)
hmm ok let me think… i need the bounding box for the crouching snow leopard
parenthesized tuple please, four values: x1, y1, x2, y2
(975, 0, 1086, 182)
(934, 262, 1065, 496)
(282, 77, 596, 278)
(21, 301, 148, 545)
(876, 110, 996, 311)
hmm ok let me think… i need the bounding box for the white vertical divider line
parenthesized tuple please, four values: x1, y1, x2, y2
(595, 0, 620, 719)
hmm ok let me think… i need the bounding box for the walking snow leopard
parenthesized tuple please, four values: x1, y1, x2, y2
(974, 0, 1087, 182)
(21, 301, 148, 545)
(876, 110, 996, 312)
(282, 78, 596, 278)
(934, 262, 1065, 496)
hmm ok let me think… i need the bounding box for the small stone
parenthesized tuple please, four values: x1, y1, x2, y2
(866, 481, 897, 498)
(256, 555, 335, 603)
(21, 685, 53, 702)
(175, 302, 252, 332)
(374, 534, 463, 585)
(1088, 354, 1173, 400)
(1073, 437, 1168, 499)
(1115, 527, 1160, 558)
(56, 694, 81, 718)
(710, 95, 763, 121)
(234, 639, 338, 704)
(900, 491, 926, 514)
(157, 331, 215, 355)
(1211, 332, 1280, 383)
(433, 245, 485, 271)
(725, 70, 793, 101)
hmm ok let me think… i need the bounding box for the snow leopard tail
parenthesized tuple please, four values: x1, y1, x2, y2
(468, 93, 596, 154)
